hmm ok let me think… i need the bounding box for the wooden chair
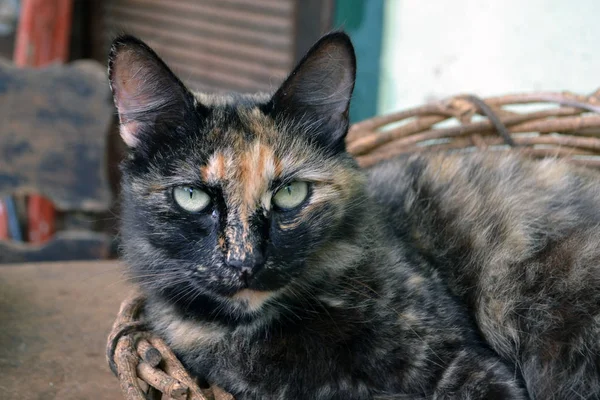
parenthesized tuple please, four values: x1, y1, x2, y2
(0, 57, 115, 262)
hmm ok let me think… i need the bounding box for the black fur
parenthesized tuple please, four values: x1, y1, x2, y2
(110, 32, 599, 399)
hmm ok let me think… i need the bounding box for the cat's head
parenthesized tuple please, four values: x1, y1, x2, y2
(110, 32, 366, 320)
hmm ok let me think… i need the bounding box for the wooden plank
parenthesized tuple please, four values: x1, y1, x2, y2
(99, 0, 296, 94)
(105, 4, 290, 65)
(293, 0, 335, 63)
(103, 20, 290, 77)
(107, 0, 292, 33)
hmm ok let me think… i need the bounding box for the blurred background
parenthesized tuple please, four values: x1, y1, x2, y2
(379, 0, 600, 114)
(0, 2, 599, 399)
(3, 0, 598, 120)
(1, 0, 383, 123)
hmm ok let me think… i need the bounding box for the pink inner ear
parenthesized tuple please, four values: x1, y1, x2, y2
(112, 57, 157, 148)
(110, 44, 192, 148)
(114, 83, 145, 148)
(113, 64, 150, 116)
(119, 121, 141, 148)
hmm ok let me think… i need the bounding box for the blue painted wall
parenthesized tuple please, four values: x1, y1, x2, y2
(334, 0, 384, 123)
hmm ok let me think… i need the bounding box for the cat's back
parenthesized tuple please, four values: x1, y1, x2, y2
(367, 151, 600, 399)
(367, 151, 600, 256)
(368, 150, 600, 229)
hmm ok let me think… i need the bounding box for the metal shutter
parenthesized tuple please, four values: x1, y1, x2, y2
(99, 0, 301, 94)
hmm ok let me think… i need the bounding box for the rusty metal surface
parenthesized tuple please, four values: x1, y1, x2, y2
(101, 0, 295, 93)
(0, 58, 113, 212)
(0, 260, 128, 400)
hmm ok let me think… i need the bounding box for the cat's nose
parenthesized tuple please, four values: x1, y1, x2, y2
(226, 255, 265, 282)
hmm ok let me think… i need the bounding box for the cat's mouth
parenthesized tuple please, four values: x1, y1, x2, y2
(197, 267, 287, 299)
(188, 259, 303, 303)
(231, 289, 276, 312)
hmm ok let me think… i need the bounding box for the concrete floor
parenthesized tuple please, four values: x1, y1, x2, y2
(0, 260, 129, 399)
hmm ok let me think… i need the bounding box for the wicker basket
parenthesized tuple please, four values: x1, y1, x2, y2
(107, 89, 600, 400)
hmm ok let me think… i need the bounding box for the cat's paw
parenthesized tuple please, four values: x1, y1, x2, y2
(433, 349, 528, 400)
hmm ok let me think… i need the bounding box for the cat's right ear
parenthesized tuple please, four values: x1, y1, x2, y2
(263, 32, 356, 153)
(108, 35, 201, 149)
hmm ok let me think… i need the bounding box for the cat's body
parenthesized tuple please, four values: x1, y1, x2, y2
(109, 33, 599, 399)
(144, 151, 527, 399)
(371, 153, 600, 399)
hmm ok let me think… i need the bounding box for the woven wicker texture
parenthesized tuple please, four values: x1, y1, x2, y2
(349, 90, 600, 168)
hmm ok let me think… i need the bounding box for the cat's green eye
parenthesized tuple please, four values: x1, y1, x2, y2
(173, 186, 211, 212)
(272, 181, 309, 210)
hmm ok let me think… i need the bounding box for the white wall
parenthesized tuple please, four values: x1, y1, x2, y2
(378, 0, 600, 114)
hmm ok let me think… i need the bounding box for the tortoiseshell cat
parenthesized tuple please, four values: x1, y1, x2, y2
(109, 33, 600, 399)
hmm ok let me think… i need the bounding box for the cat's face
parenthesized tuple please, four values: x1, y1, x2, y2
(110, 33, 363, 318)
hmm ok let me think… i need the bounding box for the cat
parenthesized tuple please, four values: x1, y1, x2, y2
(108, 32, 599, 399)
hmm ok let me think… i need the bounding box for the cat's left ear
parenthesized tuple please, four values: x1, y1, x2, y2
(265, 32, 356, 152)
(108, 35, 200, 150)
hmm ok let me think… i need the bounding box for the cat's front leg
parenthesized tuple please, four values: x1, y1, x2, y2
(432, 349, 528, 400)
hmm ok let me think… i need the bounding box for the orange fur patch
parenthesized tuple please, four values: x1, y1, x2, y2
(232, 289, 274, 311)
(201, 152, 226, 183)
